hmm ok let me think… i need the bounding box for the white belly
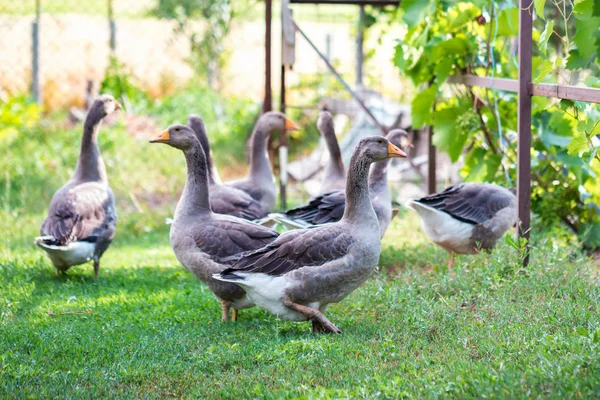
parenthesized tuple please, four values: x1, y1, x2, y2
(234, 273, 319, 321)
(35, 237, 96, 268)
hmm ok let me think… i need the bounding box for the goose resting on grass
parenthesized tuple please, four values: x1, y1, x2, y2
(225, 111, 299, 214)
(188, 115, 265, 220)
(317, 111, 345, 194)
(214, 136, 407, 334)
(149, 125, 279, 321)
(35, 95, 121, 277)
(406, 183, 517, 268)
(270, 129, 411, 238)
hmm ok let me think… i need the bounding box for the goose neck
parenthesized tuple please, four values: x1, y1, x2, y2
(176, 143, 211, 217)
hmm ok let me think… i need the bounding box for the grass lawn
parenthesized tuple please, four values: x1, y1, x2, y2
(2, 208, 600, 398)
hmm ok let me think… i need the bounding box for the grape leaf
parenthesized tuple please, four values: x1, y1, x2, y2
(434, 58, 453, 84)
(534, 59, 554, 84)
(411, 85, 437, 128)
(568, 133, 588, 155)
(401, 0, 432, 28)
(538, 20, 554, 55)
(496, 8, 519, 37)
(534, 0, 546, 19)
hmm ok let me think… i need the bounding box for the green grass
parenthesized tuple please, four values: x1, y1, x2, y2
(2, 95, 600, 398)
(2, 209, 600, 398)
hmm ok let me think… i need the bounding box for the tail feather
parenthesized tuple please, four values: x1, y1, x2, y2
(269, 213, 311, 230)
(212, 272, 245, 282)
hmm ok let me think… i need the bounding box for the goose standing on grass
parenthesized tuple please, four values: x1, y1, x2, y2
(406, 183, 517, 268)
(188, 115, 265, 220)
(225, 111, 300, 213)
(35, 95, 121, 276)
(214, 136, 407, 334)
(149, 125, 279, 321)
(274, 129, 411, 238)
(317, 111, 345, 194)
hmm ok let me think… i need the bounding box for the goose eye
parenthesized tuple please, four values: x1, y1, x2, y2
(175, 128, 180, 132)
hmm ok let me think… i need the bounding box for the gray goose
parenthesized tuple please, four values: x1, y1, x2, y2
(149, 125, 279, 321)
(35, 95, 121, 276)
(188, 115, 265, 220)
(225, 111, 299, 213)
(406, 183, 517, 268)
(214, 136, 407, 334)
(274, 129, 411, 238)
(317, 111, 345, 194)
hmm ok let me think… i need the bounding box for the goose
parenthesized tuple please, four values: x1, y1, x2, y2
(225, 111, 299, 213)
(213, 136, 407, 333)
(406, 183, 517, 268)
(149, 124, 279, 321)
(188, 115, 265, 220)
(317, 111, 345, 194)
(272, 129, 411, 238)
(35, 95, 121, 276)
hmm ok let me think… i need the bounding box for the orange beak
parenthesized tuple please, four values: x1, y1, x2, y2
(388, 142, 407, 158)
(149, 129, 170, 143)
(284, 118, 300, 131)
(114, 101, 122, 111)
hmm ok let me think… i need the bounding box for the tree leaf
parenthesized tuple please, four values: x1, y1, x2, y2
(411, 85, 437, 128)
(434, 58, 453, 84)
(401, 0, 432, 28)
(393, 43, 405, 70)
(484, 154, 502, 181)
(538, 20, 554, 55)
(567, 133, 588, 155)
(496, 8, 519, 37)
(534, 60, 554, 84)
(534, 0, 546, 19)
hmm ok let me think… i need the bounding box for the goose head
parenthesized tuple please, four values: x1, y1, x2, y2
(317, 111, 334, 135)
(256, 111, 300, 134)
(356, 136, 407, 163)
(149, 124, 198, 150)
(88, 94, 121, 122)
(386, 129, 413, 151)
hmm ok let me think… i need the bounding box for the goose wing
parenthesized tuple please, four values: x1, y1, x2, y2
(284, 191, 346, 225)
(220, 225, 354, 278)
(209, 185, 266, 220)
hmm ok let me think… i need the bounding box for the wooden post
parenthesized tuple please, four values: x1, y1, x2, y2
(263, 0, 273, 113)
(355, 5, 364, 87)
(31, 0, 41, 105)
(517, 0, 532, 265)
(427, 126, 436, 194)
(108, 0, 116, 52)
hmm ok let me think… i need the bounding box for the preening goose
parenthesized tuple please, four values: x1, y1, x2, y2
(214, 136, 407, 334)
(149, 125, 279, 321)
(317, 111, 345, 194)
(225, 111, 299, 213)
(188, 115, 265, 220)
(406, 183, 517, 268)
(275, 129, 411, 238)
(35, 95, 121, 276)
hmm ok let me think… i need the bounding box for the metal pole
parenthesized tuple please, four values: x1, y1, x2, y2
(279, 3, 288, 210)
(263, 0, 273, 113)
(31, 0, 41, 105)
(293, 20, 387, 135)
(427, 126, 436, 194)
(517, 1, 532, 265)
(108, 0, 116, 52)
(356, 5, 364, 87)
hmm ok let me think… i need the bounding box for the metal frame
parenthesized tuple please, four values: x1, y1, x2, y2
(265, 0, 600, 265)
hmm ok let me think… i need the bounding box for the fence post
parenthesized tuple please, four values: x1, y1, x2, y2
(263, 0, 273, 113)
(31, 0, 41, 105)
(427, 125, 436, 194)
(517, 1, 533, 265)
(355, 5, 364, 87)
(108, 0, 116, 52)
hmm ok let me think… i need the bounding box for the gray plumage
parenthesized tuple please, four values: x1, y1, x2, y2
(318, 111, 345, 194)
(35, 95, 120, 276)
(187, 115, 265, 220)
(150, 124, 279, 321)
(408, 182, 517, 254)
(281, 129, 409, 238)
(225, 111, 299, 214)
(215, 136, 407, 333)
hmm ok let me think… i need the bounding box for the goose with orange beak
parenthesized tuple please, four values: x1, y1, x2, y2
(224, 111, 300, 214)
(214, 136, 406, 334)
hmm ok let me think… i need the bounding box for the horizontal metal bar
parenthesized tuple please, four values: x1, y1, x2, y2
(448, 74, 600, 104)
(290, 0, 398, 5)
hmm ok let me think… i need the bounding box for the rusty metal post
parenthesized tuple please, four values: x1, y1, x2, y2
(356, 5, 364, 87)
(279, 1, 288, 210)
(263, 0, 273, 113)
(31, 0, 41, 105)
(517, 1, 532, 265)
(427, 126, 436, 194)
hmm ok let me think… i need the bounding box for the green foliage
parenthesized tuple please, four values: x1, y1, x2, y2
(100, 56, 151, 110)
(393, 0, 600, 249)
(1, 213, 599, 397)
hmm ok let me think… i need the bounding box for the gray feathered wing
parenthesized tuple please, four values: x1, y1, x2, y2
(40, 184, 116, 246)
(220, 225, 354, 278)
